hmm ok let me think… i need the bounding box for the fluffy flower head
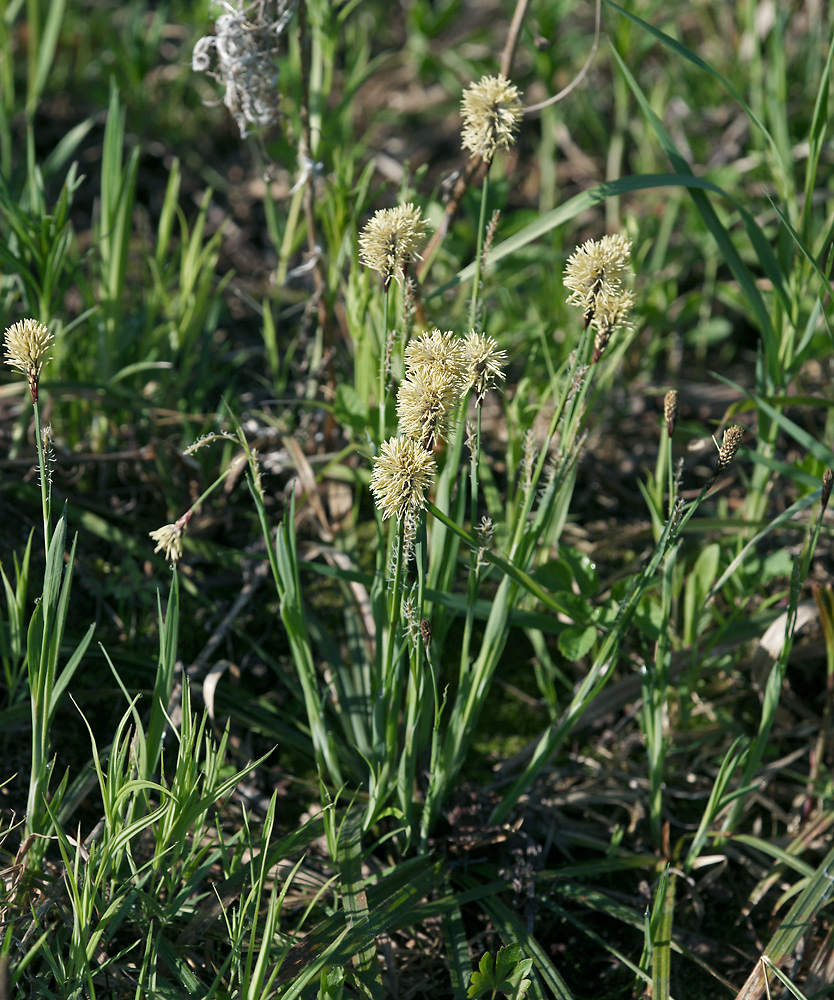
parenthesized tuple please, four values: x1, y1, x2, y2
(464, 331, 507, 401)
(564, 234, 632, 327)
(4, 319, 53, 401)
(4, 319, 53, 379)
(370, 436, 436, 521)
(591, 288, 635, 362)
(359, 203, 428, 286)
(149, 509, 193, 565)
(404, 329, 467, 382)
(461, 74, 523, 162)
(397, 366, 461, 450)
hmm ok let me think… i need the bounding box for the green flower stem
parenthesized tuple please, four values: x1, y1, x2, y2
(468, 168, 490, 331)
(400, 515, 430, 842)
(491, 504, 679, 825)
(274, 183, 304, 289)
(459, 407, 482, 686)
(644, 542, 678, 846)
(32, 397, 51, 558)
(378, 289, 391, 442)
(189, 463, 236, 512)
(426, 501, 576, 620)
(383, 518, 406, 756)
(510, 323, 593, 556)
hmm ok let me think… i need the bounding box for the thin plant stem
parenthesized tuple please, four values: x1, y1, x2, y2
(468, 170, 490, 331)
(459, 407, 482, 685)
(383, 520, 406, 747)
(378, 290, 391, 442)
(297, 0, 328, 334)
(509, 324, 593, 557)
(32, 399, 51, 558)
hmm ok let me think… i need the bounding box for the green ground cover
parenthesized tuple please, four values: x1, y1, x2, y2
(1, 0, 834, 996)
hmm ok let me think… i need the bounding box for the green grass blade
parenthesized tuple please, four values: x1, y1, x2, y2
(608, 46, 780, 385)
(601, 0, 788, 179)
(337, 809, 381, 984)
(649, 868, 674, 1000)
(31, 0, 66, 107)
(733, 840, 834, 999)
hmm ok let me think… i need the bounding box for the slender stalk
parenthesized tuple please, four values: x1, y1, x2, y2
(32, 400, 51, 558)
(378, 290, 391, 442)
(468, 170, 490, 331)
(379, 522, 407, 785)
(459, 407, 482, 686)
(297, 0, 328, 334)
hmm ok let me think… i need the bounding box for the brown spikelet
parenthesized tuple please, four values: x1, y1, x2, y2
(822, 468, 833, 512)
(712, 425, 744, 482)
(592, 329, 609, 364)
(664, 390, 679, 438)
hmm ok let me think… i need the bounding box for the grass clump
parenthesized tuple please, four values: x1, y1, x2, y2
(1, 1, 834, 998)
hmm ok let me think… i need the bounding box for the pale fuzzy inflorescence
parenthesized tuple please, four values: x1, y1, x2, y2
(464, 331, 508, 401)
(404, 329, 467, 382)
(461, 74, 524, 162)
(4, 318, 54, 401)
(396, 366, 461, 450)
(564, 234, 633, 330)
(591, 289, 635, 362)
(358, 203, 428, 286)
(370, 436, 436, 522)
(192, 0, 295, 138)
(4, 318, 53, 380)
(149, 509, 194, 565)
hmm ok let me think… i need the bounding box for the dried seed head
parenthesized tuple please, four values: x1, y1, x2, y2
(396, 366, 461, 450)
(358, 203, 428, 287)
(191, 1, 295, 138)
(461, 74, 524, 162)
(464, 331, 507, 402)
(822, 468, 833, 512)
(713, 425, 744, 480)
(4, 319, 53, 401)
(664, 390, 679, 438)
(370, 436, 436, 521)
(149, 509, 194, 565)
(564, 234, 632, 329)
(483, 209, 501, 261)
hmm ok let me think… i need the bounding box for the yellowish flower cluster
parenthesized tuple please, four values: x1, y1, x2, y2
(563, 234, 635, 361)
(358, 203, 428, 287)
(149, 509, 194, 565)
(370, 328, 508, 520)
(3, 318, 53, 402)
(370, 436, 436, 522)
(460, 74, 524, 163)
